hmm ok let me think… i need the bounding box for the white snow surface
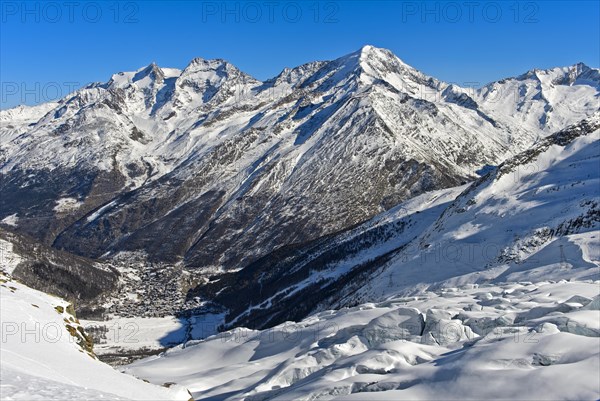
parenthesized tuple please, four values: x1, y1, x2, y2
(53, 197, 83, 213)
(0, 214, 18, 227)
(0, 273, 192, 401)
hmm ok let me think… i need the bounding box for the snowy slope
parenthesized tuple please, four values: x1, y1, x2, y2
(0, 270, 192, 400)
(357, 115, 600, 300)
(0, 102, 58, 147)
(474, 62, 600, 134)
(0, 228, 118, 311)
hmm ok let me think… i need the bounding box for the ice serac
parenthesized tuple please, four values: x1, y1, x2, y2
(1, 45, 599, 279)
(125, 280, 600, 401)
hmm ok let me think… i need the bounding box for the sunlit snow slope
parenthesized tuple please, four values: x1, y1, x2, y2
(0, 269, 192, 400)
(126, 280, 600, 401)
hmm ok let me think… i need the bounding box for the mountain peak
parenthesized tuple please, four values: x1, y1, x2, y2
(359, 44, 378, 54)
(357, 45, 409, 67)
(186, 57, 231, 70)
(181, 57, 257, 83)
(133, 62, 164, 84)
(358, 44, 389, 56)
(573, 61, 591, 70)
(514, 62, 600, 88)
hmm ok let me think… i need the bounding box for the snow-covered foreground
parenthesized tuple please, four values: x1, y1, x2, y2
(125, 280, 600, 401)
(0, 272, 192, 401)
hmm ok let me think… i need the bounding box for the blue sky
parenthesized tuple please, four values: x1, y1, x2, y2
(1, 0, 599, 108)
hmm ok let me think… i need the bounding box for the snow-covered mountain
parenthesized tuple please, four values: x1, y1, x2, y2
(1, 46, 597, 275)
(200, 116, 599, 329)
(353, 115, 600, 300)
(473, 62, 600, 132)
